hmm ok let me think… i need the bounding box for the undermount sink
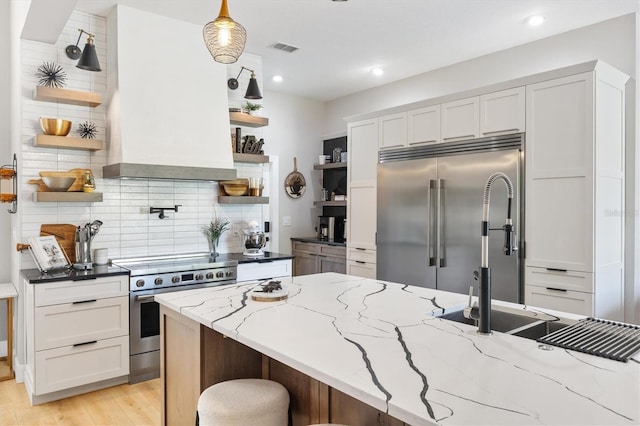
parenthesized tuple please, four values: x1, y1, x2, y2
(439, 308, 572, 339)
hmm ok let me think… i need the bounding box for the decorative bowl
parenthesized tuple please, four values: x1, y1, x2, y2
(40, 118, 72, 136)
(42, 176, 75, 192)
(220, 179, 249, 196)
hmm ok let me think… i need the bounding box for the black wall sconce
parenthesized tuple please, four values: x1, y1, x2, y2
(227, 66, 262, 99)
(65, 29, 102, 72)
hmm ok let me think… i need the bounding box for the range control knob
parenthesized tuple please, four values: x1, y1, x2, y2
(172, 276, 180, 284)
(136, 279, 145, 288)
(154, 277, 163, 285)
(195, 273, 204, 281)
(206, 272, 214, 279)
(225, 271, 234, 278)
(216, 271, 224, 278)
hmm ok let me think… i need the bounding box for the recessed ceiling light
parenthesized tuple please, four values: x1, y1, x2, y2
(272, 75, 283, 83)
(527, 15, 545, 26)
(371, 68, 384, 77)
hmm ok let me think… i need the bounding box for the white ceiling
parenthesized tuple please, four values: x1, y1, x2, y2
(74, 0, 638, 102)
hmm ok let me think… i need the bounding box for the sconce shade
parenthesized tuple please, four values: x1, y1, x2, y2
(245, 73, 262, 99)
(77, 38, 101, 72)
(203, 0, 247, 64)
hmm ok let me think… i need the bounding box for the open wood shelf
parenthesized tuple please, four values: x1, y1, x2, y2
(232, 153, 269, 164)
(218, 196, 269, 205)
(313, 200, 347, 207)
(229, 112, 269, 128)
(35, 135, 103, 151)
(313, 162, 347, 170)
(34, 86, 102, 107)
(34, 192, 103, 203)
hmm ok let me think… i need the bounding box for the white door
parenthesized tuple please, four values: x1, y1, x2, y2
(348, 119, 378, 184)
(480, 87, 525, 136)
(441, 96, 479, 142)
(408, 105, 440, 146)
(378, 113, 407, 150)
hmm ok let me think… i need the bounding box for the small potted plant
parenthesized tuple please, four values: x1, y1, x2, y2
(202, 215, 231, 258)
(243, 101, 263, 116)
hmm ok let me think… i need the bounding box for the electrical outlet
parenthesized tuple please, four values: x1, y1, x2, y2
(232, 223, 241, 235)
(282, 216, 291, 227)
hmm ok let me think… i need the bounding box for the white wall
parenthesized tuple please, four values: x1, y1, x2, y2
(263, 91, 325, 253)
(323, 13, 638, 324)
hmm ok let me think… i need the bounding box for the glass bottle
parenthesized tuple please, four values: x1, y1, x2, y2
(82, 171, 95, 192)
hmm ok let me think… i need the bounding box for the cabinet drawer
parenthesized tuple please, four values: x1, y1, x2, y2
(292, 241, 319, 255)
(237, 260, 292, 282)
(347, 247, 376, 263)
(34, 335, 129, 395)
(524, 285, 593, 317)
(347, 261, 377, 279)
(319, 245, 346, 258)
(525, 267, 593, 293)
(35, 296, 128, 351)
(35, 275, 129, 307)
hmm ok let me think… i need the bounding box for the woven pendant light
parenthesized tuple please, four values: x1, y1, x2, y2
(203, 0, 246, 64)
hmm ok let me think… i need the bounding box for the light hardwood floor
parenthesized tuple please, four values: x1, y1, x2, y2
(0, 378, 161, 425)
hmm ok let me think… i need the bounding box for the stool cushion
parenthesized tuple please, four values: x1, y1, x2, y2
(198, 379, 289, 426)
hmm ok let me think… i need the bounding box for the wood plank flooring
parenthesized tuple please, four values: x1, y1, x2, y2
(0, 378, 161, 425)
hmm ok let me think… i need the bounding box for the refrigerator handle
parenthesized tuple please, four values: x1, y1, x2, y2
(438, 179, 445, 267)
(428, 179, 437, 266)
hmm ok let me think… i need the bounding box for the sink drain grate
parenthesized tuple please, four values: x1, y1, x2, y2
(537, 317, 640, 362)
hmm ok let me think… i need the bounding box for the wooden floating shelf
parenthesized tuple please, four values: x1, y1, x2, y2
(313, 162, 347, 171)
(229, 112, 269, 128)
(35, 192, 103, 203)
(233, 153, 269, 164)
(313, 200, 347, 207)
(35, 135, 103, 151)
(34, 86, 102, 107)
(218, 196, 269, 205)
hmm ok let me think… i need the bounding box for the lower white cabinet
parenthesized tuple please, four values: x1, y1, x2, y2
(236, 259, 292, 282)
(25, 275, 130, 404)
(524, 284, 594, 317)
(346, 247, 376, 279)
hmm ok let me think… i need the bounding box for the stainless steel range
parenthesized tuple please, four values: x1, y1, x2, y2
(112, 253, 238, 383)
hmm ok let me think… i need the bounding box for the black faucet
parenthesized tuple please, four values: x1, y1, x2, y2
(464, 172, 517, 335)
(150, 205, 181, 220)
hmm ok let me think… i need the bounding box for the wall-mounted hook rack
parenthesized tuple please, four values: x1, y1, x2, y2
(150, 204, 181, 219)
(1, 154, 18, 214)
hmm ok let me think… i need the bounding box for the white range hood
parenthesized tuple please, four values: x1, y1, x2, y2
(104, 5, 236, 181)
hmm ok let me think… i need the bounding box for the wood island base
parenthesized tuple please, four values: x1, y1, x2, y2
(160, 306, 404, 426)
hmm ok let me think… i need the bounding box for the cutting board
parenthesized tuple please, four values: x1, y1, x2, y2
(28, 169, 94, 192)
(40, 224, 77, 263)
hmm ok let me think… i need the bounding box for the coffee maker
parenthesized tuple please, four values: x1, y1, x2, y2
(317, 216, 345, 242)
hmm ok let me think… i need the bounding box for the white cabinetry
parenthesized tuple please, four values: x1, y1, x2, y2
(378, 113, 407, 150)
(441, 96, 479, 141)
(408, 105, 441, 146)
(347, 119, 378, 277)
(525, 64, 628, 320)
(480, 87, 525, 136)
(25, 275, 129, 404)
(236, 259, 292, 282)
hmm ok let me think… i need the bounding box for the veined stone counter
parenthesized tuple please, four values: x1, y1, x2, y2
(156, 273, 639, 425)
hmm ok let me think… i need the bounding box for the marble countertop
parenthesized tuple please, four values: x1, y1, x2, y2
(154, 273, 640, 425)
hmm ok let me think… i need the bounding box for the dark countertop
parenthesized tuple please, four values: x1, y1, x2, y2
(22, 264, 130, 284)
(291, 237, 346, 247)
(217, 251, 294, 264)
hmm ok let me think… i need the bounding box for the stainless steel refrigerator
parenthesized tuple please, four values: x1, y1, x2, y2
(377, 134, 523, 303)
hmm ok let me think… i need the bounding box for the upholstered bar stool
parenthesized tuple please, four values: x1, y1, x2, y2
(197, 378, 289, 426)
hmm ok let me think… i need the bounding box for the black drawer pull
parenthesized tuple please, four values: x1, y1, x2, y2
(256, 259, 273, 263)
(545, 268, 568, 272)
(73, 340, 97, 347)
(355, 261, 366, 264)
(71, 276, 98, 281)
(73, 299, 97, 304)
(546, 287, 568, 292)
(355, 247, 366, 251)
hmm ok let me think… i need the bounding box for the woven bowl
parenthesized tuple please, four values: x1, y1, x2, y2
(40, 118, 72, 136)
(42, 176, 75, 192)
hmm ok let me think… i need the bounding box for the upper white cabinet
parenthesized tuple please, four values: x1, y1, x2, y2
(408, 105, 441, 146)
(441, 96, 479, 141)
(480, 87, 525, 136)
(525, 65, 628, 320)
(378, 113, 407, 150)
(348, 119, 379, 184)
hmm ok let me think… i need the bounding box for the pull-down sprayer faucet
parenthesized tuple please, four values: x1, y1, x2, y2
(464, 172, 517, 335)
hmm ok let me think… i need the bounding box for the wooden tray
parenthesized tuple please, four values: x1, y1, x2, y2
(28, 168, 94, 192)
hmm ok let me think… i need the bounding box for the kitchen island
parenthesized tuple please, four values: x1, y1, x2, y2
(156, 273, 639, 425)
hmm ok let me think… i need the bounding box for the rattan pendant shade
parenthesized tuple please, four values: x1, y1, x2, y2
(203, 0, 246, 64)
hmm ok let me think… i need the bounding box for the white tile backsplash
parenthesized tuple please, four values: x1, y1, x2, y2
(19, 11, 269, 269)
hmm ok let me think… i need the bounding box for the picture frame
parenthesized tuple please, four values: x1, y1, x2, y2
(27, 235, 71, 272)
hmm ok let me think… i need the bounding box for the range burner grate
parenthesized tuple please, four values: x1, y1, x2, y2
(538, 317, 640, 362)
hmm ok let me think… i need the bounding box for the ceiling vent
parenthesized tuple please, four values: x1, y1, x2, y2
(271, 42, 299, 53)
